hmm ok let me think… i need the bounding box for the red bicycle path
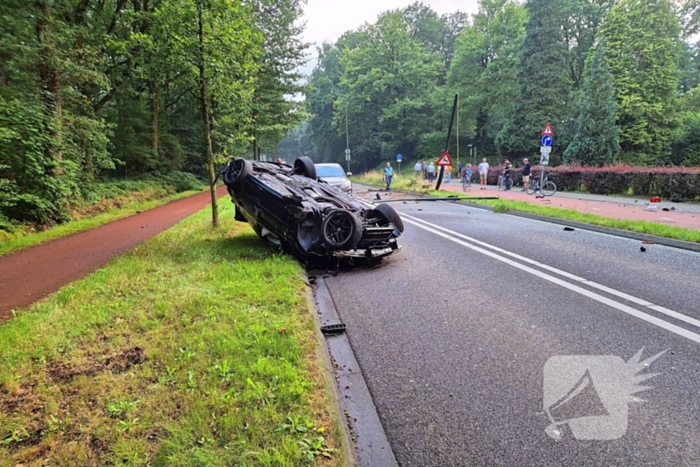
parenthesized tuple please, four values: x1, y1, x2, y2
(0, 186, 228, 320)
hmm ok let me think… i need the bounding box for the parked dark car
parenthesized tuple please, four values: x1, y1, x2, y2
(220, 157, 403, 264)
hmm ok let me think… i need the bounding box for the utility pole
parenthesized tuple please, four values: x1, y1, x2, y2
(345, 102, 351, 174)
(456, 93, 460, 164)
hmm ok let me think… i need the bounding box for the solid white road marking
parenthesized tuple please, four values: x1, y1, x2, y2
(402, 214, 700, 345)
(403, 213, 700, 330)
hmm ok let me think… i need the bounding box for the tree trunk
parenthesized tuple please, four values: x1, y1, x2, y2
(252, 126, 258, 161)
(149, 81, 159, 157)
(198, 2, 219, 228)
(35, 0, 63, 164)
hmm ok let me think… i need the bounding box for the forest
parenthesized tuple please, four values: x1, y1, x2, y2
(289, 0, 700, 175)
(3, 0, 700, 229)
(0, 0, 306, 226)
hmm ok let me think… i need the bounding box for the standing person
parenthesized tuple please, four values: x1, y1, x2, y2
(427, 162, 435, 181)
(458, 160, 464, 177)
(414, 160, 422, 179)
(384, 162, 394, 191)
(478, 158, 489, 190)
(503, 159, 513, 190)
(422, 161, 428, 179)
(521, 158, 531, 191)
(445, 164, 452, 183)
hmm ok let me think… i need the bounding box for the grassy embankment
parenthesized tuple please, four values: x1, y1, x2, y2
(354, 170, 700, 244)
(0, 181, 206, 257)
(0, 202, 345, 466)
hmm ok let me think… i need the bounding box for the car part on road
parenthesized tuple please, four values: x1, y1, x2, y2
(220, 157, 402, 265)
(320, 323, 347, 335)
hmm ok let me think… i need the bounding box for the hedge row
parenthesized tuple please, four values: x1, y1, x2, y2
(466, 165, 700, 200)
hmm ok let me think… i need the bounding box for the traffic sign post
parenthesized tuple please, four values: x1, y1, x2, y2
(396, 153, 402, 174)
(539, 123, 553, 188)
(344, 148, 351, 174)
(435, 150, 453, 167)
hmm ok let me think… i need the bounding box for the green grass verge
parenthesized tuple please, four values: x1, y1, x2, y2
(0, 189, 202, 258)
(353, 171, 700, 244)
(0, 202, 345, 466)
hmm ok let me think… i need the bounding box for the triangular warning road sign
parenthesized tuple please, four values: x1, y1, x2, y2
(435, 151, 453, 167)
(542, 122, 554, 136)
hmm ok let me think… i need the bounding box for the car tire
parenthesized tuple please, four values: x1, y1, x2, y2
(293, 157, 317, 179)
(224, 158, 252, 192)
(375, 203, 405, 233)
(322, 210, 362, 249)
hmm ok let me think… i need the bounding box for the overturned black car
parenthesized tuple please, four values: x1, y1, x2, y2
(220, 157, 403, 264)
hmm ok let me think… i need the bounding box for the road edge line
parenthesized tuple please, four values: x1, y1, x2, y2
(312, 275, 399, 467)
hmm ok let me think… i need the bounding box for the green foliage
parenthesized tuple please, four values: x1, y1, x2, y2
(249, 0, 308, 158)
(448, 0, 527, 156)
(496, 0, 583, 158)
(160, 171, 203, 193)
(599, 0, 682, 165)
(0, 96, 77, 223)
(0, 0, 305, 226)
(336, 10, 443, 168)
(672, 111, 700, 166)
(564, 42, 620, 166)
(301, 0, 697, 171)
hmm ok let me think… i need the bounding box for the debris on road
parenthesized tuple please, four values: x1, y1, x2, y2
(320, 323, 347, 335)
(564, 227, 575, 231)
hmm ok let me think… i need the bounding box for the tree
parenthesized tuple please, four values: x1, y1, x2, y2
(336, 11, 442, 169)
(159, 0, 260, 226)
(448, 0, 527, 158)
(563, 41, 620, 166)
(599, 0, 682, 165)
(496, 0, 573, 159)
(249, 0, 308, 160)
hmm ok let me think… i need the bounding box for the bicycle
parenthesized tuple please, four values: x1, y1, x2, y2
(526, 172, 557, 196)
(497, 174, 506, 190)
(497, 174, 512, 190)
(462, 173, 472, 192)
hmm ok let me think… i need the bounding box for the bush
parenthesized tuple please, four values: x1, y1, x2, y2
(536, 165, 700, 199)
(161, 171, 203, 192)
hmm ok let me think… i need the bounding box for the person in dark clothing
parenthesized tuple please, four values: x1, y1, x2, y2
(503, 159, 513, 190)
(521, 158, 531, 191)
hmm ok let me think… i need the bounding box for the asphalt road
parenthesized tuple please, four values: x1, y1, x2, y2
(323, 196, 700, 466)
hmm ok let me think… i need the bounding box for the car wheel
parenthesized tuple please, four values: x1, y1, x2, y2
(224, 158, 252, 192)
(375, 203, 405, 233)
(293, 157, 317, 179)
(322, 210, 362, 249)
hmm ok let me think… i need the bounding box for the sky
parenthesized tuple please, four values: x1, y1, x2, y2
(299, 0, 480, 75)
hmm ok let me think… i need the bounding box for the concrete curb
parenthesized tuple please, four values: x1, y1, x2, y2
(312, 275, 399, 467)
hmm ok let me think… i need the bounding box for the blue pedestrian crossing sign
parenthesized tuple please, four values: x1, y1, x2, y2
(541, 135, 553, 147)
